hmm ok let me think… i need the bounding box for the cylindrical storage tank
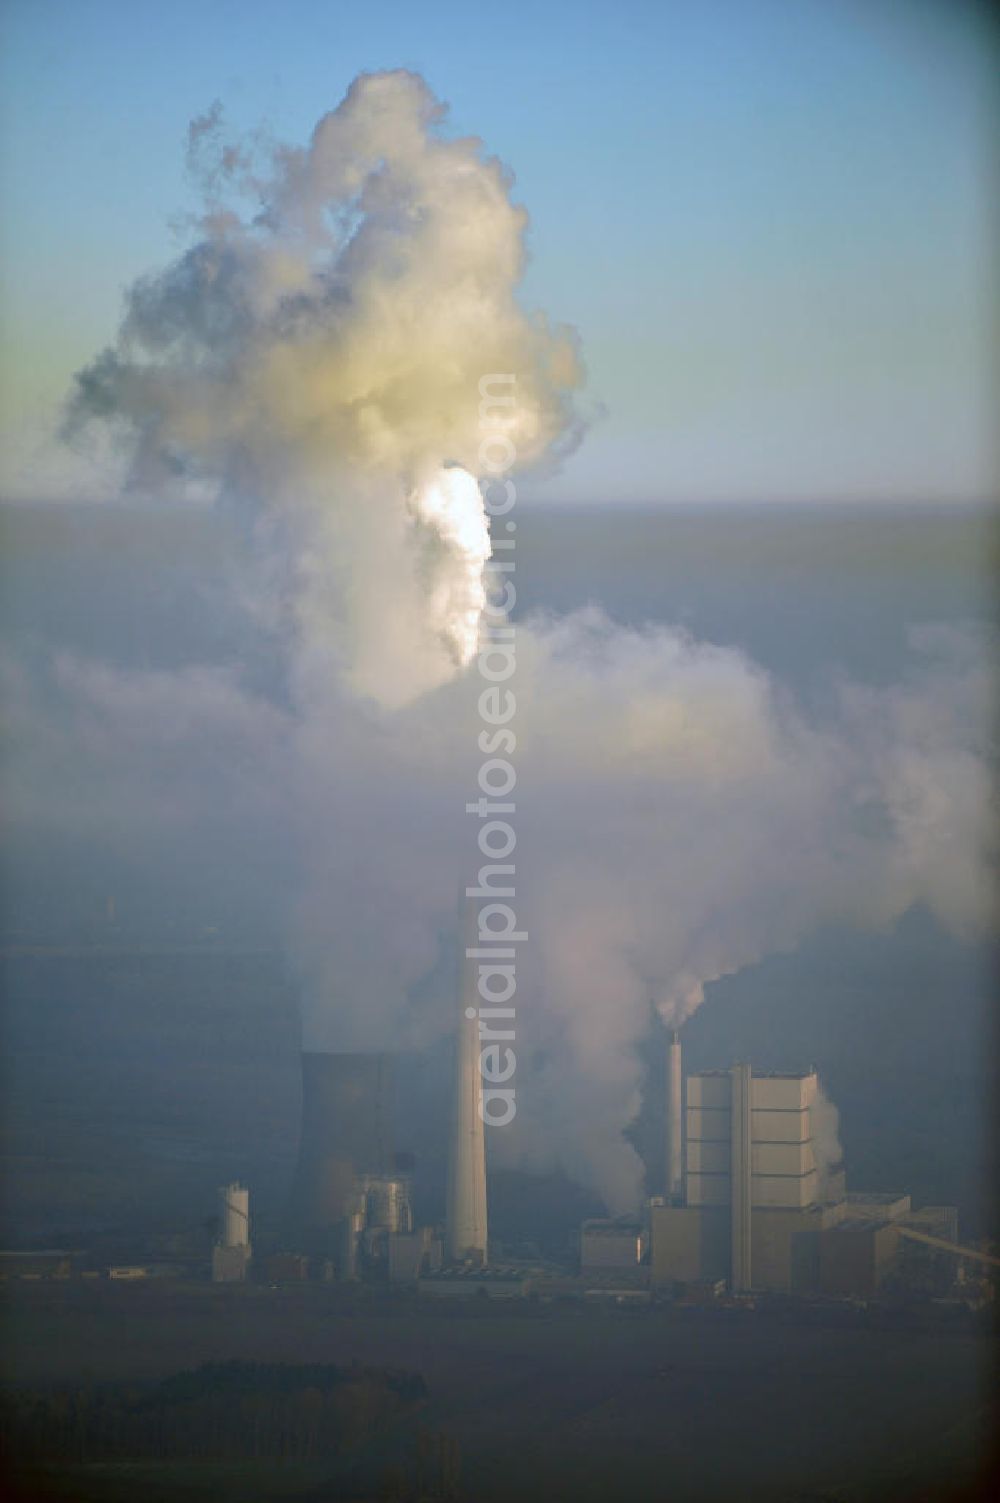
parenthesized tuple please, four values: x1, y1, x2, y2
(340, 1206, 365, 1280)
(289, 1052, 394, 1239)
(364, 1176, 409, 1233)
(220, 1183, 250, 1248)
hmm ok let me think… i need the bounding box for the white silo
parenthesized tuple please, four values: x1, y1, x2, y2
(219, 1182, 250, 1249)
(212, 1182, 251, 1283)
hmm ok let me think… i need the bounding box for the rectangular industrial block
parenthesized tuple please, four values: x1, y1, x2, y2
(751, 1169, 820, 1208)
(686, 1140, 730, 1174)
(752, 1140, 817, 1176)
(750, 1073, 817, 1111)
(686, 1173, 732, 1207)
(751, 1108, 811, 1143)
(687, 1106, 730, 1143)
(686, 1074, 734, 1109)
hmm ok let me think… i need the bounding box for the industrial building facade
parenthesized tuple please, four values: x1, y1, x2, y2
(649, 1059, 962, 1298)
(653, 1065, 843, 1294)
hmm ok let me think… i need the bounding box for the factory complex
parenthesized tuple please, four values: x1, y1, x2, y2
(189, 1032, 992, 1311)
(4, 911, 995, 1310)
(189, 919, 994, 1310)
(588, 1053, 982, 1303)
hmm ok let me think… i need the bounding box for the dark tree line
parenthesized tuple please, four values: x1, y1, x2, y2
(1, 1359, 427, 1463)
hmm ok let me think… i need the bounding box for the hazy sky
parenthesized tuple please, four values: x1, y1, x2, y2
(0, 0, 996, 504)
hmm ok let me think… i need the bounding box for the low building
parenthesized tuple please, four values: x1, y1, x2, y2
(752, 1202, 846, 1292)
(418, 1266, 531, 1299)
(212, 1244, 251, 1283)
(819, 1220, 901, 1299)
(894, 1205, 963, 1295)
(650, 1200, 845, 1293)
(650, 1204, 729, 1286)
(580, 1219, 646, 1270)
(388, 1226, 442, 1283)
(0, 1250, 78, 1280)
(262, 1252, 309, 1283)
(820, 1198, 962, 1299)
(900, 1204, 959, 1242)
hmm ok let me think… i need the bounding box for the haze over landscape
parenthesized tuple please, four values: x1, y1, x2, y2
(1, 4, 997, 1502)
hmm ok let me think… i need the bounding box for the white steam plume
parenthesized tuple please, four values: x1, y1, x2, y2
(68, 70, 581, 706)
(811, 1084, 845, 1200)
(57, 73, 997, 1213)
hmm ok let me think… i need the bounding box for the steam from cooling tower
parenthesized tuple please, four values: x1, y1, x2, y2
(408, 467, 492, 671)
(56, 73, 997, 1217)
(67, 70, 582, 706)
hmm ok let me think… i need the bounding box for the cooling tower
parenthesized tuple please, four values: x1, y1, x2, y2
(289, 1051, 393, 1239)
(730, 1062, 753, 1292)
(666, 1030, 683, 1201)
(445, 903, 488, 1264)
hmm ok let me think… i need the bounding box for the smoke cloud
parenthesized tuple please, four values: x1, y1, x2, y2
(49, 73, 997, 1212)
(811, 1084, 844, 1199)
(67, 70, 581, 707)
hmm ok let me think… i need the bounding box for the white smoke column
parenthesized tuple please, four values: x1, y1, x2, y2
(407, 467, 492, 669)
(67, 70, 582, 706)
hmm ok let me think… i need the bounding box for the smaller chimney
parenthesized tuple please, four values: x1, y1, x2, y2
(666, 1030, 683, 1201)
(730, 1063, 752, 1293)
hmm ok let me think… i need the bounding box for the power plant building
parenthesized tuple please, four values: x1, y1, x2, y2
(652, 1064, 848, 1294)
(686, 1068, 826, 1211)
(649, 1052, 964, 1298)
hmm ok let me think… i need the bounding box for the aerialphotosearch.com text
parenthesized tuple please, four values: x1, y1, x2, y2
(466, 373, 522, 1127)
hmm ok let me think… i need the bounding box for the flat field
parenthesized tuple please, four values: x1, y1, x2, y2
(2, 1282, 995, 1502)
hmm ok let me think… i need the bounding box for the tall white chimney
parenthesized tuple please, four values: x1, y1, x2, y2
(730, 1063, 752, 1292)
(666, 1030, 683, 1201)
(445, 899, 488, 1264)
